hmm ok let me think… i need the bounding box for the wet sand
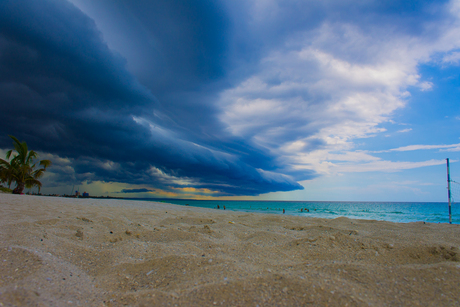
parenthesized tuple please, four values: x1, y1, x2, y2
(1, 194, 460, 306)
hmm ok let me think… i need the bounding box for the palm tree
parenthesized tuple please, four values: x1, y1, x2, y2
(0, 136, 51, 194)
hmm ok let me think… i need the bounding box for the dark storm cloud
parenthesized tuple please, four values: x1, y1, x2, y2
(69, 0, 235, 145)
(0, 0, 153, 106)
(0, 0, 306, 196)
(82, 0, 230, 89)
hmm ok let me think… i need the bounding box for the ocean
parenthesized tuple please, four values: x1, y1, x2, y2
(128, 199, 459, 224)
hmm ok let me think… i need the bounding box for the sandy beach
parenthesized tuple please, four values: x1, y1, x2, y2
(1, 194, 459, 306)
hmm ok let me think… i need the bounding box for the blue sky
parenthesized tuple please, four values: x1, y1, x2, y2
(1, 0, 459, 201)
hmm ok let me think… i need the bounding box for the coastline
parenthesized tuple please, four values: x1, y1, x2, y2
(1, 194, 460, 306)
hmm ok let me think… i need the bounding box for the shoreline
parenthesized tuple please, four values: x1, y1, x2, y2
(128, 197, 458, 224)
(6, 192, 456, 224)
(1, 194, 460, 306)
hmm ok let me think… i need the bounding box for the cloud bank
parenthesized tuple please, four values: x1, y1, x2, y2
(0, 0, 304, 196)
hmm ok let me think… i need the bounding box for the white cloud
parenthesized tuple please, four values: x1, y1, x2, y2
(443, 146, 460, 152)
(386, 143, 460, 152)
(39, 152, 73, 165)
(98, 160, 120, 171)
(331, 159, 447, 173)
(219, 0, 460, 178)
(397, 128, 412, 133)
(419, 81, 433, 91)
(287, 148, 448, 175)
(148, 166, 196, 186)
(442, 51, 460, 64)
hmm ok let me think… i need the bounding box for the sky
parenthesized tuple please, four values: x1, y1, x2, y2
(1, 0, 460, 202)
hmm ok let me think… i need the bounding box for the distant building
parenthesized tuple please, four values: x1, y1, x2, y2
(82, 191, 89, 197)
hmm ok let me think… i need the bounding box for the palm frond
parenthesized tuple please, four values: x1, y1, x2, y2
(0, 158, 11, 166)
(24, 177, 42, 189)
(10, 135, 23, 153)
(32, 168, 45, 179)
(26, 150, 38, 164)
(39, 159, 52, 169)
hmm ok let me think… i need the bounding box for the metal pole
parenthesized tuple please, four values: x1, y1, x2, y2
(447, 158, 452, 224)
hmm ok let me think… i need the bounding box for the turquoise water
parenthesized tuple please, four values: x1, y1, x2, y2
(128, 199, 459, 224)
